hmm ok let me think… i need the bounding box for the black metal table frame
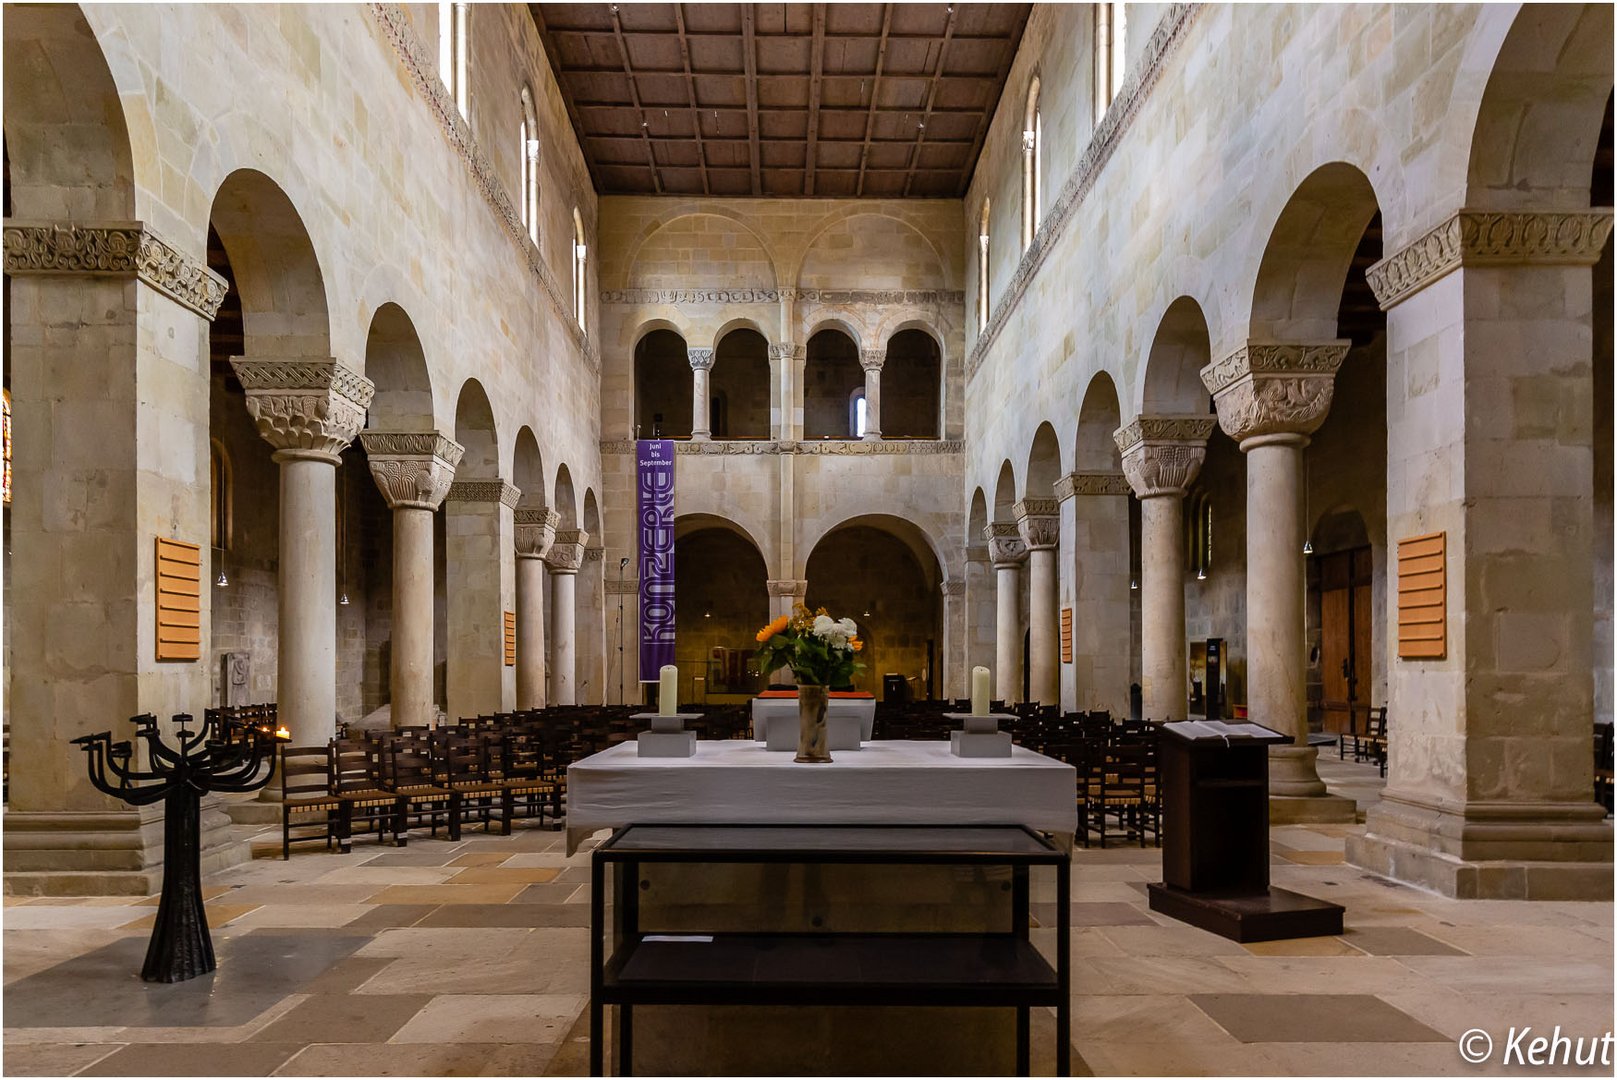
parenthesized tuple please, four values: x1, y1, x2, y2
(588, 822, 1071, 1077)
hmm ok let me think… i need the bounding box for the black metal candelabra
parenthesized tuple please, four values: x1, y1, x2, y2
(73, 712, 286, 983)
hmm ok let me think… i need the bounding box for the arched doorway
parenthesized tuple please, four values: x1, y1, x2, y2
(674, 517, 769, 703)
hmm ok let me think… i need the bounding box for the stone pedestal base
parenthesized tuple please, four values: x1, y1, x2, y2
(946, 713, 1015, 758)
(3, 802, 246, 896)
(1267, 743, 1328, 797)
(1269, 793, 1358, 824)
(1346, 792, 1614, 900)
(223, 791, 281, 826)
(635, 713, 698, 758)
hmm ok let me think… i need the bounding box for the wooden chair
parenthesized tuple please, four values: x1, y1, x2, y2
(331, 737, 402, 851)
(280, 744, 343, 860)
(442, 732, 510, 836)
(1595, 726, 1614, 813)
(380, 733, 456, 844)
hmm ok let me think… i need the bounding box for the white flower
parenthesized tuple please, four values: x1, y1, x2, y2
(812, 615, 835, 637)
(838, 617, 857, 638)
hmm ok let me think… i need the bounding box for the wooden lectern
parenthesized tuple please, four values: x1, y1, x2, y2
(1146, 720, 1345, 942)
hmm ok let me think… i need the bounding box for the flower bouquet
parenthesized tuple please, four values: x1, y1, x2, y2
(754, 604, 864, 762)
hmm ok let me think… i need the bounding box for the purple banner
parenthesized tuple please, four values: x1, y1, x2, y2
(637, 439, 676, 678)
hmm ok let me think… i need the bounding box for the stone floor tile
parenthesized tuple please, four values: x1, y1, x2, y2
(388, 993, 583, 1043)
(1072, 993, 1239, 1044)
(122, 902, 261, 931)
(226, 884, 383, 907)
(273, 1041, 496, 1076)
(1072, 955, 1257, 995)
(2, 929, 143, 985)
(249, 993, 431, 1044)
(2, 907, 162, 931)
(78, 1041, 304, 1076)
(444, 867, 561, 885)
(0, 1042, 123, 1075)
(1395, 955, 1613, 996)
(1073, 1039, 1284, 1076)
(447, 852, 515, 867)
(365, 884, 524, 906)
(356, 852, 464, 868)
(1096, 921, 1251, 956)
(355, 927, 534, 959)
(415, 904, 591, 929)
(476, 1041, 571, 1076)
(1212, 954, 1443, 995)
(1277, 849, 1347, 865)
(509, 882, 585, 904)
(1191, 992, 1448, 1043)
(312, 866, 459, 886)
(1341, 926, 1467, 956)
(1241, 935, 1367, 957)
(1415, 923, 1610, 957)
(495, 853, 574, 870)
(341, 904, 440, 931)
(299, 956, 397, 995)
(228, 905, 375, 930)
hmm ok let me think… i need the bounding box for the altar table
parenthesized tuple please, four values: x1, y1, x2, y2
(564, 739, 1077, 855)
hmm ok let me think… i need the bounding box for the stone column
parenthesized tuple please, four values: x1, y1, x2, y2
(515, 507, 559, 709)
(985, 523, 1028, 703)
(359, 431, 464, 729)
(689, 347, 714, 441)
(1116, 416, 1215, 722)
(964, 541, 996, 685)
(771, 341, 806, 441)
(1057, 471, 1134, 715)
(940, 579, 967, 700)
(232, 359, 375, 746)
(1014, 499, 1060, 705)
(1203, 341, 1354, 815)
(765, 580, 808, 686)
(860, 347, 885, 440)
(444, 480, 520, 721)
(546, 529, 589, 705)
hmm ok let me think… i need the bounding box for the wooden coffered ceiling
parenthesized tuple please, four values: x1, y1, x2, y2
(527, 3, 1032, 197)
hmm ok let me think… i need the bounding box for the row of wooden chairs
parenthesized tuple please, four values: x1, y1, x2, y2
(1339, 706, 1389, 776)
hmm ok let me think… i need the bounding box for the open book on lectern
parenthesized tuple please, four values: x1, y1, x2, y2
(1161, 720, 1287, 742)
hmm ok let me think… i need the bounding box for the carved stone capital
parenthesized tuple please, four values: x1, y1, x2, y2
(446, 480, 521, 508)
(1115, 415, 1215, 499)
(359, 431, 465, 510)
(584, 546, 605, 562)
(984, 522, 1028, 567)
(1054, 471, 1131, 500)
(546, 529, 590, 573)
(230, 358, 375, 462)
(769, 342, 806, 362)
(3, 220, 229, 319)
(514, 506, 560, 559)
(1366, 209, 1616, 310)
(859, 348, 886, 373)
(1201, 340, 1348, 446)
(687, 347, 715, 371)
(766, 579, 809, 598)
(1013, 499, 1060, 550)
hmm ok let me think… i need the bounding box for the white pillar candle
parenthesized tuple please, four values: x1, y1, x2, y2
(971, 666, 991, 716)
(659, 664, 679, 716)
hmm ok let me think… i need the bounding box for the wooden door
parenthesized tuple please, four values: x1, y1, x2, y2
(1317, 546, 1374, 734)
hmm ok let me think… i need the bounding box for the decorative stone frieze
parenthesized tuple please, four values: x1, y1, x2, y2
(446, 480, 521, 508)
(546, 530, 590, 573)
(4, 221, 229, 320)
(598, 438, 965, 456)
(766, 579, 809, 598)
(604, 577, 640, 596)
(1054, 471, 1131, 500)
(1114, 415, 1216, 499)
(359, 431, 465, 510)
(514, 506, 560, 559)
(1201, 341, 1348, 445)
(1366, 209, 1615, 311)
(1013, 499, 1060, 551)
(584, 546, 605, 563)
(687, 347, 715, 371)
(230, 359, 375, 462)
(599, 287, 965, 307)
(859, 348, 886, 372)
(984, 522, 1028, 567)
(966, 3, 1199, 382)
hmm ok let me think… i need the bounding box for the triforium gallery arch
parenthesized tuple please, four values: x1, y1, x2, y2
(634, 326, 691, 439)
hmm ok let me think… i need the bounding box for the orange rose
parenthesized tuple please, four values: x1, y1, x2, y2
(850, 637, 864, 653)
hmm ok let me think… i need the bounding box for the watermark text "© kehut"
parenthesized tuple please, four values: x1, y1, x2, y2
(1458, 1027, 1616, 1067)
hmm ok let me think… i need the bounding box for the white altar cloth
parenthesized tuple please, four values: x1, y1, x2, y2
(564, 739, 1077, 855)
(749, 696, 876, 742)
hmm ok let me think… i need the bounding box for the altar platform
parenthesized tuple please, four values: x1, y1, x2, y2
(564, 739, 1078, 855)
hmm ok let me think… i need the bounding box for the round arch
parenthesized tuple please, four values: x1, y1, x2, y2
(365, 302, 434, 431)
(452, 379, 500, 479)
(1025, 421, 1063, 500)
(552, 464, 578, 530)
(1138, 295, 1214, 416)
(1075, 370, 1124, 471)
(992, 460, 1018, 521)
(512, 426, 546, 509)
(635, 327, 692, 440)
(208, 168, 333, 357)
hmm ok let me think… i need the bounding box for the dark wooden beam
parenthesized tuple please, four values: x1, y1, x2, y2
(903, 4, 958, 198)
(526, 4, 602, 192)
(741, 4, 761, 196)
(958, 6, 1032, 198)
(854, 4, 894, 198)
(804, 3, 826, 196)
(607, 3, 662, 195)
(672, 4, 711, 196)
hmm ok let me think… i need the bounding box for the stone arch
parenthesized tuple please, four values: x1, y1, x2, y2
(795, 209, 950, 291)
(712, 317, 768, 351)
(452, 378, 499, 479)
(1, 3, 134, 219)
(881, 327, 942, 439)
(1025, 422, 1062, 500)
(624, 210, 780, 292)
(805, 326, 864, 439)
(1075, 371, 1124, 471)
(553, 463, 578, 530)
(1138, 295, 1213, 415)
(711, 326, 770, 438)
(992, 460, 1018, 521)
(583, 489, 602, 538)
(208, 168, 332, 357)
(805, 316, 863, 349)
(968, 488, 989, 542)
(512, 426, 546, 509)
(1466, 4, 1614, 210)
(1248, 162, 1382, 342)
(634, 326, 691, 439)
(673, 514, 771, 697)
(365, 302, 434, 431)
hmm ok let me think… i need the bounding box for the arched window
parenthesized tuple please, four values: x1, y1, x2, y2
(209, 440, 232, 552)
(1094, 3, 1127, 125)
(1187, 490, 1211, 578)
(519, 86, 540, 244)
(572, 209, 587, 330)
(977, 199, 991, 331)
(439, 2, 469, 119)
(850, 389, 868, 439)
(1022, 77, 1042, 250)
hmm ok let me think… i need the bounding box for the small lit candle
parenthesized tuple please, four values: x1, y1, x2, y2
(659, 664, 679, 717)
(275, 726, 290, 741)
(971, 666, 991, 717)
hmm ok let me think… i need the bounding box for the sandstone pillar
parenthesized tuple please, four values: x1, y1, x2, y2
(1057, 471, 1134, 716)
(444, 480, 519, 721)
(1203, 342, 1355, 820)
(771, 341, 806, 441)
(1014, 499, 1060, 705)
(860, 347, 885, 440)
(765, 580, 808, 686)
(1347, 208, 1615, 897)
(515, 507, 559, 709)
(232, 359, 375, 746)
(940, 580, 967, 700)
(1116, 416, 1214, 722)
(689, 347, 714, 441)
(964, 541, 996, 686)
(547, 530, 589, 705)
(985, 523, 1028, 703)
(359, 431, 464, 729)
